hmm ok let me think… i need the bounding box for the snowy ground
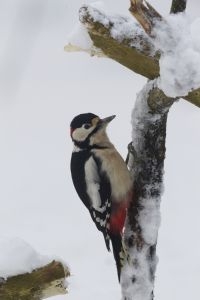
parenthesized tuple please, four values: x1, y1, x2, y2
(0, 1, 200, 299)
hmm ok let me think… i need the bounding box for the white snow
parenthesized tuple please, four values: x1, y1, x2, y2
(109, 15, 151, 50)
(138, 196, 161, 245)
(85, 3, 110, 27)
(154, 13, 200, 97)
(66, 23, 93, 51)
(121, 245, 155, 300)
(0, 237, 52, 279)
(131, 80, 164, 153)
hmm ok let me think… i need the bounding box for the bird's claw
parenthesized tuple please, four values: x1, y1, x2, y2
(127, 142, 137, 157)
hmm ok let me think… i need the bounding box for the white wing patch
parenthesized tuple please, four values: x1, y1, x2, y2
(84, 155, 111, 245)
(84, 156, 106, 213)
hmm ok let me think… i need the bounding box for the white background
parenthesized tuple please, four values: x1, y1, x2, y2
(0, 1, 199, 299)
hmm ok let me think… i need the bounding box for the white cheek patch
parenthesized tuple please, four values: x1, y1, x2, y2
(72, 126, 94, 141)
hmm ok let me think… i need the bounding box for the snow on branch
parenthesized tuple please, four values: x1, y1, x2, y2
(129, 1, 200, 101)
(65, 4, 159, 80)
(153, 14, 200, 98)
(64, 22, 106, 57)
(122, 81, 173, 300)
(65, 4, 200, 108)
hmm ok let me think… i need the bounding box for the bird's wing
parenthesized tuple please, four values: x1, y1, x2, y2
(84, 154, 111, 250)
(71, 151, 92, 209)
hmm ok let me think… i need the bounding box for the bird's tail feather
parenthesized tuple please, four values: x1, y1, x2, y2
(110, 233, 126, 282)
(103, 231, 110, 251)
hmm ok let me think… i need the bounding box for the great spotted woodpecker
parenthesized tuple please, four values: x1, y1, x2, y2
(70, 113, 132, 281)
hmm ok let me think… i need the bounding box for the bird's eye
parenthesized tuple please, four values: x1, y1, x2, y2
(83, 123, 91, 129)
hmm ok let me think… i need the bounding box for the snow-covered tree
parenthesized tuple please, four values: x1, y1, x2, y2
(66, 0, 200, 299)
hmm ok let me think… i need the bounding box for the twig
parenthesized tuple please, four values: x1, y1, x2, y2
(129, 0, 162, 35)
(170, 0, 187, 14)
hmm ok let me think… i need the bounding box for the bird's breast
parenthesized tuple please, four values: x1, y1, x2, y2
(93, 148, 132, 201)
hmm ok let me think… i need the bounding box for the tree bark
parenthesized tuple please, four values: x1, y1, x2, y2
(0, 261, 69, 300)
(121, 82, 173, 300)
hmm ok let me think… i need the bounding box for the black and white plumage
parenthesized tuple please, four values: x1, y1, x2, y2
(70, 113, 132, 281)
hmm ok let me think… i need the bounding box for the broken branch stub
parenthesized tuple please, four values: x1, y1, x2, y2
(129, 0, 162, 35)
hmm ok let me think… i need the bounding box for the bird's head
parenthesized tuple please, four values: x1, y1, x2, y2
(70, 113, 116, 148)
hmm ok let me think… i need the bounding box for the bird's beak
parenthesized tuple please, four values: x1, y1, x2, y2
(100, 115, 116, 125)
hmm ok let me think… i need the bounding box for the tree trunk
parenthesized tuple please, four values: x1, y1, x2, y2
(121, 82, 173, 300)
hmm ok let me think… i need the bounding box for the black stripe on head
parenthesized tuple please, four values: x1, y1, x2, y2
(70, 113, 98, 129)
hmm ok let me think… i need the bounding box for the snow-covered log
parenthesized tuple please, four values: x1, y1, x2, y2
(122, 81, 173, 300)
(0, 260, 69, 300)
(0, 237, 70, 299)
